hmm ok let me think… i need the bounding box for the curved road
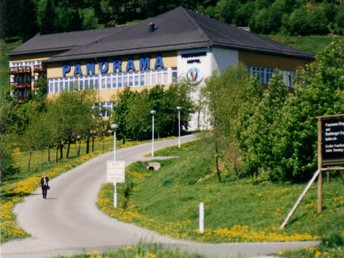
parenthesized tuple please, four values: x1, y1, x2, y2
(1, 135, 319, 258)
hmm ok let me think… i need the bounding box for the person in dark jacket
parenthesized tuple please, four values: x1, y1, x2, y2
(40, 173, 50, 199)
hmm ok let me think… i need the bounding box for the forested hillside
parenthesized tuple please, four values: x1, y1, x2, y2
(0, 0, 343, 42)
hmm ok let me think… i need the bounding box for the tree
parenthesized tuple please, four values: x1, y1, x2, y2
(215, 0, 240, 24)
(1, 0, 20, 39)
(112, 83, 194, 141)
(283, 5, 330, 35)
(40, 0, 57, 34)
(18, 0, 39, 41)
(126, 89, 153, 140)
(47, 90, 97, 160)
(237, 73, 289, 180)
(270, 39, 344, 181)
(202, 65, 262, 182)
(112, 88, 136, 143)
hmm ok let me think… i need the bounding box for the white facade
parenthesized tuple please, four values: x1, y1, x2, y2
(177, 47, 239, 130)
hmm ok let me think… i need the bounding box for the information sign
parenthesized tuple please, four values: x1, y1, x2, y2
(106, 160, 125, 183)
(321, 117, 344, 166)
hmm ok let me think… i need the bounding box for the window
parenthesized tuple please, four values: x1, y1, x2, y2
(129, 74, 133, 87)
(140, 74, 145, 86)
(172, 67, 178, 82)
(94, 78, 99, 89)
(101, 77, 106, 89)
(247, 66, 294, 87)
(134, 72, 139, 86)
(99, 102, 113, 118)
(85, 77, 89, 90)
(48, 68, 175, 95)
(49, 81, 54, 93)
(118, 75, 122, 88)
(54, 80, 58, 93)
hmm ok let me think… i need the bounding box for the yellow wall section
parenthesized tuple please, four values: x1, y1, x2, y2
(48, 85, 164, 102)
(239, 51, 312, 70)
(47, 51, 177, 79)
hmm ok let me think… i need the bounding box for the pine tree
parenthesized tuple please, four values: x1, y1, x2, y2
(40, 0, 56, 34)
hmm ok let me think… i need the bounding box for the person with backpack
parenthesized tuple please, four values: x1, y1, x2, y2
(40, 173, 50, 199)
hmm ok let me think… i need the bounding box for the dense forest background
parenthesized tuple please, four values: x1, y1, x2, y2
(0, 0, 343, 42)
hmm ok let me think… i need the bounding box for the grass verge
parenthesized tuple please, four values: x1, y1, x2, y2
(54, 242, 207, 258)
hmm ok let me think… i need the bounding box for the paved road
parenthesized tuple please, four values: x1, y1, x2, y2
(1, 135, 319, 258)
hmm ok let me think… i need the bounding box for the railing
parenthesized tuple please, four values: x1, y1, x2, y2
(10, 82, 32, 89)
(9, 67, 18, 74)
(9, 66, 31, 74)
(34, 64, 46, 73)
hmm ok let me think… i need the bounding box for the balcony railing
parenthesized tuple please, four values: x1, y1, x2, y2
(34, 64, 46, 73)
(9, 66, 31, 74)
(10, 82, 32, 89)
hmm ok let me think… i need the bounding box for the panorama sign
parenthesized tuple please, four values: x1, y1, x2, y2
(62, 55, 165, 77)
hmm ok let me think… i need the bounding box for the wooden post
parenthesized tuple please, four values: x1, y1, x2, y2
(317, 118, 323, 213)
(326, 171, 330, 183)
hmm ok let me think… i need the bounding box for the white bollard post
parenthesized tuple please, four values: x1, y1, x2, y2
(199, 202, 204, 234)
(113, 181, 117, 208)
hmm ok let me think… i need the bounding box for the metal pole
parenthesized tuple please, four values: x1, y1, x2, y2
(177, 106, 181, 148)
(111, 124, 118, 161)
(151, 110, 156, 157)
(114, 129, 116, 161)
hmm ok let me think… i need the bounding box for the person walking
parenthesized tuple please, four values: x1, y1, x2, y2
(40, 173, 50, 199)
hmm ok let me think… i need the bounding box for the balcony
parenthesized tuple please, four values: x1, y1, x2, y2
(9, 66, 31, 74)
(10, 81, 32, 89)
(9, 67, 18, 74)
(34, 64, 46, 73)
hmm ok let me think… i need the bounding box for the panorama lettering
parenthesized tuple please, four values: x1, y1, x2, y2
(62, 55, 164, 77)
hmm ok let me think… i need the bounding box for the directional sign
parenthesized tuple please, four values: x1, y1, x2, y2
(106, 160, 125, 183)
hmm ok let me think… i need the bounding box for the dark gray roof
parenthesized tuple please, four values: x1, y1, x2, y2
(10, 7, 314, 62)
(8, 27, 125, 57)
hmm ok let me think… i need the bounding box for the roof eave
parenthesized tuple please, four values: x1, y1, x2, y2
(43, 42, 212, 64)
(213, 43, 315, 60)
(8, 47, 76, 58)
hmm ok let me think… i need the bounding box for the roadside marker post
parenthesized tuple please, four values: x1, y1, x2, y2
(113, 181, 117, 208)
(199, 202, 204, 234)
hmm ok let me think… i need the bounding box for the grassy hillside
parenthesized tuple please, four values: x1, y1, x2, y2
(96, 138, 344, 257)
(98, 139, 344, 244)
(268, 35, 342, 54)
(0, 40, 20, 87)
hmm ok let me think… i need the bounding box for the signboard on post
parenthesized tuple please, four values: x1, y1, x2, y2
(321, 117, 344, 166)
(317, 114, 344, 213)
(106, 160, 125, 183)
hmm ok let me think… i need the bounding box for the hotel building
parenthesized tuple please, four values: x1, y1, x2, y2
(8, 7, 314, 128)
